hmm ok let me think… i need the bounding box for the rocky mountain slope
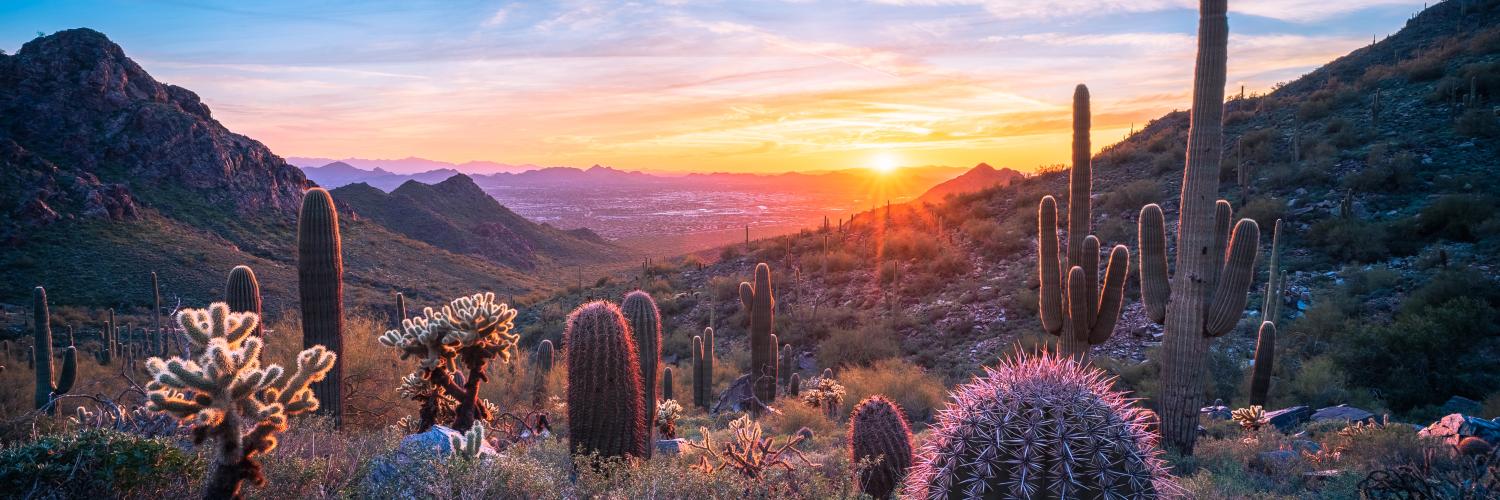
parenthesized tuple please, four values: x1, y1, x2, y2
(916, 163, 1024, 204)
(0, 29, 614, 311)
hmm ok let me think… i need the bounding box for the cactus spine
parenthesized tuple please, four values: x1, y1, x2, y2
(32, 287, 76, 413)
(225, 265, 263, 336)
(1037, 85, 1131, 359)
(1143, 0, 1262, 454)
(848, 395, 914, 499)
(564, 301, 648, 459)
(1249, 321, 1276, 407)
(622, 290, 661, 455)
(298, 187, 344, 426)
(740, 263, 777, 403)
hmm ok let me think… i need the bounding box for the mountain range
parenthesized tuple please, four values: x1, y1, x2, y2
(916, 163, 1025, 204)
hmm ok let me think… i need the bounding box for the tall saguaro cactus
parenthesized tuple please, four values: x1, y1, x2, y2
(692, 335, 705, 408)
(1263, 220, 1284, 323)
(1142, 0, 1262, 454)
(32, 287, 76, 413)
(740, 263, 777, 403)
(1249, 321, 1276, 406)
(101, 308, 116, 365)
(151, 271, 162, 354)
(1037, 85, 1131, 359)
(622, 290, 662, 456)
(225, 265, 263, 336)
(564, 301, 648, 459)
(298, 187, 344, 426)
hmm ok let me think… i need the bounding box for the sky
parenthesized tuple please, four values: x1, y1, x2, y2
(1, 0, 1429, 174)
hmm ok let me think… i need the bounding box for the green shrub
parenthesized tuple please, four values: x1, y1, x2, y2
(1306, 218, 1390, 263)
(1417, 195, 1494, 242)
(0, 429, 204, 496)
(839, 359, 946, 426)
(1102, 180, 1162, 214)
(816, 323, 900, 370)
(1331, 297, 1500, 413)
(1456, 108, 1500, 138)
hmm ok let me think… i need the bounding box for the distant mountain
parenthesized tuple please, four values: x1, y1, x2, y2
(916, 163, 1024, 204)
(287, 156, 537, 175)
(0, 29, 610, 308)
(329, 175, 617, 269)
(301, 161, 461, 191)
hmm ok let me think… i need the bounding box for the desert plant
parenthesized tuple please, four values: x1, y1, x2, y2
(692, 335, 705, 408)
(100, 308, 116, 365)
(298, 187, 344, 426)
(656, 399, 683, 439)
(622, 290, 661, 451)
(904, 351, 1179, 498)
(1263, 220, 1284, 323)
(740, 263, 777, 403)
(31, 286, 76, 414)
(848, 395, 913, 499)
(144, 303, 337, 499)
(1138, 0, 1261, 455)
(1231, 405, 1267, 431)
(225, 265, 262, 336)
(1037, 84, 1130, 359)
(779, 343, 794, 390)
(564, 301, 648, 459)
(451, 423, 488, 460)
(788, 373, 801, 396)
(377, 292, 520, 433)
(662, 366, 675, 401)
(537, 339, 554, 372)
(688, 415, 817, 479)
(1249, 321, 1276, 407)
(800, 376, 846, 419)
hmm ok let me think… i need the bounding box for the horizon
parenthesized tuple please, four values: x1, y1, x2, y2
(2, 1, 1427, 174)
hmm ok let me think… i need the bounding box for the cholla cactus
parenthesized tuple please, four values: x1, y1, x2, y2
(905, 351, 1178, 499)
(145, 303, 337, 499)
(656, 399, 683, 439)
(378, 292, 520, 432)
(800, 376, 846, 419)
(451, 422, 488, 460)
(688, 415, 818, 479)
(1232, 405, 1267, 431)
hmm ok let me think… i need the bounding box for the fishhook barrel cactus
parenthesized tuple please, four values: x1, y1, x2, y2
(298, 187, 344, 425)
(564, 300, 648, 459)
(849, 395, 914, 499)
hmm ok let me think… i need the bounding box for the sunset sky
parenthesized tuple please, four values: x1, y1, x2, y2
(2, 1, 1426, 173)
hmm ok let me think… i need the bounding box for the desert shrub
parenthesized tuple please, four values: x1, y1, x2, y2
(1151, 150, 1182, 175)
(1102, 179, 1161, 214)
(882, 230, 940, 261)
(1457, 108, 1500, 138)
(929, 250, 970, 277)
(1305, 218, 1390, 263)
(1280, 355, 1355, 410)
(1297, 95, 1333, 121)
(1400, 49, 1448, 82)
(0, 429, 203, 496)
(1433, 61, 1500, 103)
(766, 398, 837, 437)
(816, 324, 899, 370)
(811, 250, 860, 274)
(1402, 269, 1500, 314)
(1236, 197, 1285, 232)
(708, 275, 740, 301)
(1416, 195, 1495, 242)
(1484, 393, 1500, 419)
(1331, 297, 1500, 414)
(1239, 128, 1277, 165)
(839, 359, 945, 426)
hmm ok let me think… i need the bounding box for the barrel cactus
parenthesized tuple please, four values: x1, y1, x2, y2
(905, 351, 1179, 498)
(298, 187, 344, 426)
(32, 287, 76, 413)
(537, 339, 554, 372)
(225, 265, 263, 336)
(1037, 84, 1130, 359)
(740, 263, 776, 403)
(622, 290, 661, 452)
(849, 395, 914, 499)
(564, 301, 648, 459)
(1139, 0, 1261, 454)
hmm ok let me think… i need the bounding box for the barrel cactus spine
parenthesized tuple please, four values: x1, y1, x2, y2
(298, 187, 345, 426)
(564, 301, 648, 459)
(32, 287, 76, 413)
(740, 263, 777, 403)
(904, 351, 1179, 498)
(225, 265, 263, 336)
(1037, 84, 1131, 359)
(622, 290, 662, 454)
(1142, 0, 1261, 455)
(849, 395, 914, 499)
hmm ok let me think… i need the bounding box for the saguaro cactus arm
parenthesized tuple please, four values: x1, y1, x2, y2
(1090, 245, 1131, 344)
(1205, 219, 1261, 337)
(1038, 196, 1064, 335)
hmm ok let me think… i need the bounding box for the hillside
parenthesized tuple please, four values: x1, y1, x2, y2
(0, 29, 563, 311)
(329, 174, 619, 269)
(915, 162, 1024, 204)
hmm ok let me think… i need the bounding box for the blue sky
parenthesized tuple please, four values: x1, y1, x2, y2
(0, 0, 1430, 173)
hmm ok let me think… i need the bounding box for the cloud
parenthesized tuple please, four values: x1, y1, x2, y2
(867, 0, 1425, 22)
(482, 5, 514, 27)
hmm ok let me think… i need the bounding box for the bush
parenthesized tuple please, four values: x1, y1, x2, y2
(1306, 218, 1390, 263)
(1236, 197, 1285, 232)
(839, 359, 946, 426)
(1417, 195, 1494, 242)
(0, 429, 204, 496)
(1456, 108, 1500, 138)
(1102, 180, 1161, 214)
(882, 230, 941, 261)
(816, 323, 900, 370)
(1331, 297, 1500, 413)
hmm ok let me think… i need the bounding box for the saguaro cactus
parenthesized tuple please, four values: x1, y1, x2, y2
(1141, 0, 1262, 454)
(1249, 321, 1276, 406)
(395, 292, 408, 323)
(32, 287, 76, 413)
(692, 335, 705, 408)
(622, 290, 661, 451)
(848, 395, 914, 499)
(740, 263, 777, 403)
(663, 366, 674, 401)
(1037, 85, 1131, 359)
(1263, 219, 1284, 324)
(298, 187, 344, 426)
(703, 326, 715, 403)
(151, 271, 162, 353)
(779, 343, 794, 390)
(225, 265, 263, 336)
(564, 301, 648, 459)
(100, 308, 116, 366)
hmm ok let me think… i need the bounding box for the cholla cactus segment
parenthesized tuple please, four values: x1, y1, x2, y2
(438, 292, 520, 360)
(451, 422, 488, 460)
(688, 415, 818, 479)
(145, 303, 336, 499)
(1232, 405, 1267, 431)
(800, 376, 846, 411)
(657, 399, 683, 439)
(378, 292, 521, 433)
(905, 350, 1179, 499)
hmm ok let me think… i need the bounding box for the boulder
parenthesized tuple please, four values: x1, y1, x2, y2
(366, 425, 499, 495)
(1311, 405, 1376, 424)
(1440, 396, 1483, 416)
(1417, 413, 1500, 447)
(1250, 450, 1299, 474)
(655, 438, 687, 456)
(396, 425, 499, 459)
(1200, 399, 1231, 421)
(1265, 406, 1313, 432)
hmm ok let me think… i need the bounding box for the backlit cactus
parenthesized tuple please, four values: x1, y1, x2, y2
(849, 395, 913, 499)
(378, 292, 520, 432)
(692, 335, 705, 408)
(298, 187, 344, 426)
(451, 423, 488, 460)
(703, 326, 715, 405)
(905, 351, 1178, 498)
(779, 343, 794, 390)
(395, 292, 408, 323)
(663, 366, 674, 401)
(1140, 0, 1261, 454)
(537, 339, 554, 372)
(622, 289, 661, 453)
(740, 263, 777, 403)
(1037, 85, 1131, 359)
(564, 301, 648, 459)
(145, 303, 336, 498)
(32, 287, 76, 414)
(1249, 321, 1276, 407)
(225, 265, 263, 336)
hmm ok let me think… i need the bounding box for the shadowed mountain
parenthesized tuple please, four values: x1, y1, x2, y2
(330, 175, 618, 269)
(916, 163, 1024, 204)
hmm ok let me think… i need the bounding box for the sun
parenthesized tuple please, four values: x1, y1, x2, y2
(870, 151, 901, 174)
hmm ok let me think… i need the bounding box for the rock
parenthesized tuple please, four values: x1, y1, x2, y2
(1290, 440, 1322, 454)
(655, 438, 687, 456)
(1457, 437, 1493, 456)
(1440, 396, 1483, 416)
(1265, 406, 1313, 432)
(1250, 450, 1299, 474)
(1311, 405, 1376, 424)
(396, 425, 499, 459)
(366, 425, 498, 495)
(1200, 399, 1231, 420)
